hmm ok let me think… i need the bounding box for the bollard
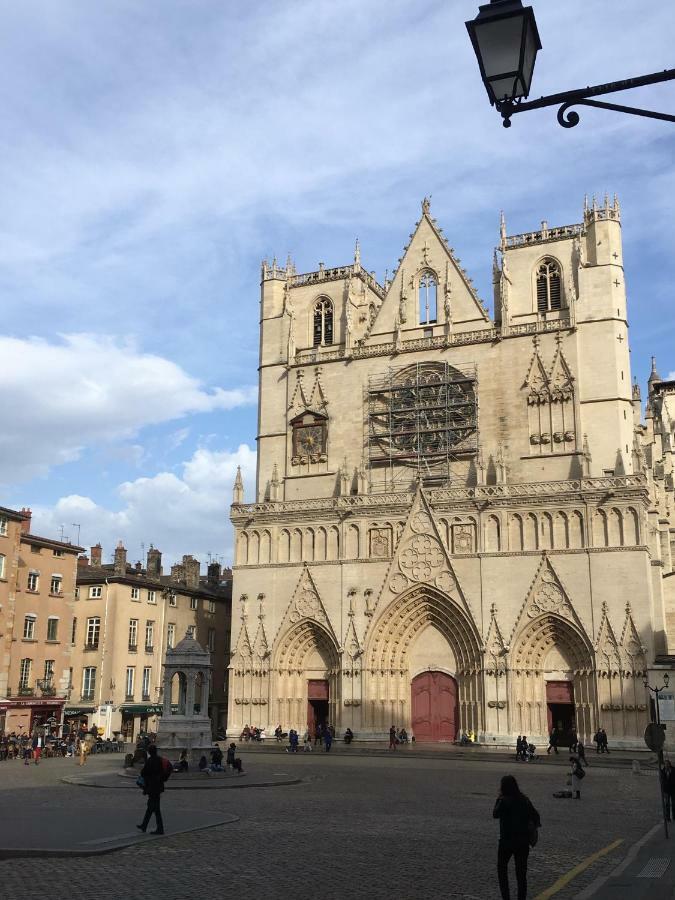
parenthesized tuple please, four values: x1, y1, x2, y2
(631, 759, 641, 775)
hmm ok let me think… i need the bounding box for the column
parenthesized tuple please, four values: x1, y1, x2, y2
(163, 669, 173, 717)
(186, 672, 196, 717)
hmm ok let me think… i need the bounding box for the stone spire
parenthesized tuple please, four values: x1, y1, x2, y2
(353, 238, 361, 270)
(648, 356, 661, 386)
(499, 210, 507, 250)
(233, 466, 244, 504)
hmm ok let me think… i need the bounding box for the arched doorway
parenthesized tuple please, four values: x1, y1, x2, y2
(411, 671, 458, 742)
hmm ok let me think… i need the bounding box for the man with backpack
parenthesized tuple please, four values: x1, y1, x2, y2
(137, 745, 171, 835)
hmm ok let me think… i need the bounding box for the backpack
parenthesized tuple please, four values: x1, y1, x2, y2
(161, 756, 173, 781)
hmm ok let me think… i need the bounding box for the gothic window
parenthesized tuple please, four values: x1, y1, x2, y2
(313, 297, 333, 346)
(418, 271, 437, 324)
(291, 411, 328, 464)
(536, 259, 562, 312)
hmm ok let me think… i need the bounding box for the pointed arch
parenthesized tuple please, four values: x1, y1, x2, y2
(365, 584, 482, 737)
(608, 508, 624, 547)
(418, 270, 438, 324)
(509, 514, 524, 551)
(249, 531, 260, 565)
(535, 258, 562, 312)
(278, 529, 290, 563)
(569, 511, 584, 549)
(625, 507, 639, 546)
(524, 513, 538, 550)
(259, 530, 271, 564)
(486, 515, 501, 552)
(593, 510, 608, 548)
(313, 296, 333, 346)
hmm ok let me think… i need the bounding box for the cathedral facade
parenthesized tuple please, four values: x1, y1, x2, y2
(227, 197, 675, 748)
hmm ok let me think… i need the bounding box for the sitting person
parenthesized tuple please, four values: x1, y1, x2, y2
(398, 728, 408, 744)
(198, 755, 208, 772)
(210, 746, 224, 771)
(344, 728, 354, 744)
(174, 750, 189, 773)
(303, 735, 312, 752)
(274, 725, 283, 742)
(226, 742, 243, 773)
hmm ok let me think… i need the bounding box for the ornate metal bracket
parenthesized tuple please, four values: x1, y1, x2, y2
(496, 68, 675, 129)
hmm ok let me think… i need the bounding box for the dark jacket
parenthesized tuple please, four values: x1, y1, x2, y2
(661, 767, 675, 796)
(493, 794, 541, 846)
(140, 754, 165, 796)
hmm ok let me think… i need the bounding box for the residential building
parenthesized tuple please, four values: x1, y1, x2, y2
(0, 506, 81, 733)
(228, 197, 674, 748)
(72, 543, 231, 740)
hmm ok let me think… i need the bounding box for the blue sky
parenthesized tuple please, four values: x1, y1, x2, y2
(2, 0, 674, 566)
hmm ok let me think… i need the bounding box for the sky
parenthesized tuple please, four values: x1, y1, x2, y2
(2, 0, 674, 569)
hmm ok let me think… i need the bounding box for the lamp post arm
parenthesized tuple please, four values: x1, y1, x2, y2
(496, 68, 675, 128)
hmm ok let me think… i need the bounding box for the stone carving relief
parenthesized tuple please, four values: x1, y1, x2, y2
(290, 587, 328, 625)
(451, 523, 475, 554)
(369, 527, 392, 559)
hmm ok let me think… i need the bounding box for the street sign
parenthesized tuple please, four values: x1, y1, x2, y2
(645, 722, 666, 751)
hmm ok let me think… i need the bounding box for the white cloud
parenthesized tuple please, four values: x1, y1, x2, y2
(30, 443, 256, 567)
(0, 332, 256, 482)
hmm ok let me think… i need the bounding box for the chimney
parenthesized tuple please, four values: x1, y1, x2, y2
(90, 544, 103, 567)
(183, 555, 201, 589)
(207, 562, 222, 586)
(77, 554, 90, 570)
(170, 563, 186, 584)
(147, 545, 162, 577)
(20, 508, 32, 534)
(113, 541, 127, 576)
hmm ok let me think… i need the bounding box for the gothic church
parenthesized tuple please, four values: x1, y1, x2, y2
(227, 197, 675, 748)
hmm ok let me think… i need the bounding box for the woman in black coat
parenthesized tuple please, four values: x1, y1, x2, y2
(138, 745, 166, 835)
(493, 774, 541, 900)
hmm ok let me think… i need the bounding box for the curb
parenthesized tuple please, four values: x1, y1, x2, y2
(0, 813, 240, 861)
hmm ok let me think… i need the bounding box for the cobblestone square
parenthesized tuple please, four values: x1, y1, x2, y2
(0, 752, 661, 899)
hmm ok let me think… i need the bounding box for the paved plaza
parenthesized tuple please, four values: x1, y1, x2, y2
(0, 750, 667, 899)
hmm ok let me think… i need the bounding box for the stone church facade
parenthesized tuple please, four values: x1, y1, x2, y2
(227, 197, 675, 748)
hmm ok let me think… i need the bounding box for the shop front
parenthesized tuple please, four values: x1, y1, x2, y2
(1, 696, 67, 734)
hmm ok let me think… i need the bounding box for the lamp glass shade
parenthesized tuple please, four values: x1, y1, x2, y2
(466, 1, 542, 104)
(665, 673, 670, 688)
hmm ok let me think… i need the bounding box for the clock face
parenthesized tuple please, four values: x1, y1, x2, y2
(295, 425, 325, 456)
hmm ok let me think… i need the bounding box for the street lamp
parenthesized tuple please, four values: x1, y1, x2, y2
(465, 0, 675, 128)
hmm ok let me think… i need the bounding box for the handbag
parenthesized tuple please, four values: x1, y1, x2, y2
(136, 775, 145, 788)
(576, 765, 586, 780)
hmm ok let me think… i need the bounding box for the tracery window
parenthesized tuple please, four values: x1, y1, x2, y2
(313, 298, 333, 347)
(536, 259, 562, 312)
(418, 271, 437, 324)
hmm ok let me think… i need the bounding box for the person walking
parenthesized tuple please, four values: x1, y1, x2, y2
(389, 725, 397, 751)
(493, 774, 541, 900)
(324, 728, 333, 752)
(576, 740, 588, 767)
(314, 723, 323, 746)
(32, 732, 43, 765)
(661, 760, 675, 821)
(600, 728, 610, 754)
(570, 756, 585, 799)
(547, 728, 559, 755)
(137, 745, 167, 835)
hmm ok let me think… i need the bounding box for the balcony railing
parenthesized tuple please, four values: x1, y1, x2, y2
(16, 685, 34, 696)
(128, 643, 138, 652)
(144, 645, 154, 653)
(84, 642, 99, 651)
(37, 679, 56, 697)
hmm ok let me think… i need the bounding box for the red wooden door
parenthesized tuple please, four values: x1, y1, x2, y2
(411, 671, 458, 742)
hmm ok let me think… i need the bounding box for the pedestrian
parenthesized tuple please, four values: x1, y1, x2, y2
(576, 740, 588, 767)
(570, 756, 585, 799)
(324, 728, 333, 752)
(314, 723, 323, 746)
(226, 742, 243, 772)
(32, 732, 43, 765)
(546, 728, 559, 755)
(288, 729, 299, 752)
(600, 728, 610, 754)
(389, 725, 397, 751)
(569, 730, 578, 754)
(493, 774, 541, 900)
(661, 760, 675, 821)
(137, 745, 168, 835)
(515, 736, 523, 761)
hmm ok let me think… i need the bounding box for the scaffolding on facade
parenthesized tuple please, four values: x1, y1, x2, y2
(367, 361, 478, 488)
